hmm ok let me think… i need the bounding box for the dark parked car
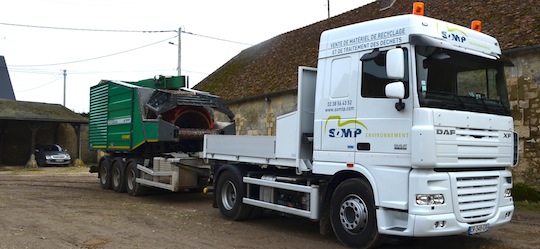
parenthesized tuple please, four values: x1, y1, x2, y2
(34, 144, 71, 166)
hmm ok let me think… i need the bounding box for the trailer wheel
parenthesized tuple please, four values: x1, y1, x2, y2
(216, 170, 253, 221)
(111, 159, 127, 193)
(98, 158, 112, 190)
(126, 160, 146, 196)
(330, 178, 385, 249)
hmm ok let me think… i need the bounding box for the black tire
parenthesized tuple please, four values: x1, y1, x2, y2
(111, 159, 127, 193)
(216, 170, 253, 221)
(126, 160, 146, 196)
(99, 158, 112, 190)
(330, 178, 386, 249)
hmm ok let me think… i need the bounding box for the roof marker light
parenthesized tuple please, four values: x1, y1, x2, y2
(413, 2, 424, 16)
(471, 20, 482, 32)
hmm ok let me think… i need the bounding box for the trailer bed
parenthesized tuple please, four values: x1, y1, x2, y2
(203, 135, 296, 167)
(202, 67, 317, 172)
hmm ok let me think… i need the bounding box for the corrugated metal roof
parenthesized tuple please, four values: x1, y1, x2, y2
(0, 99, 88, 123)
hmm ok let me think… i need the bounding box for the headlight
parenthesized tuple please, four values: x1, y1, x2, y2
(416, 194, 445, 205)
(66, 155, 71, 160)
(45, 155, 52, 159)
(504, 188, 512, 198)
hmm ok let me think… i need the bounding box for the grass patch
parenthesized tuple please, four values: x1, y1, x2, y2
(514, 201, 540, 212)
(513, 183, 540, 212)
(513, 183, 540, 202)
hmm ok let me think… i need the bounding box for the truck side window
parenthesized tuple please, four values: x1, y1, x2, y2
(361, 49, 409, 98)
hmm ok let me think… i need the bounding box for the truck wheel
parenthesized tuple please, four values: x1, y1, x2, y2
(330, 178, 386, 249)
(216, 170, 253, 221)
(99, 158, 112, 190)
(126, 160, 146, 196)
(111, 159, 127, 193)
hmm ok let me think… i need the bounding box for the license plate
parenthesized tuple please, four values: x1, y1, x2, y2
(468, 223, 490, 235)
(54, 159, 64, 162)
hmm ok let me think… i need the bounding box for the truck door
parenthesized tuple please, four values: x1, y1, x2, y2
(356, 47, 413, 159)
(319, 55, 359, 160)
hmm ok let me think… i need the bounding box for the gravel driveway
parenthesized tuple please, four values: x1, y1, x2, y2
(0, 167, 538, 249)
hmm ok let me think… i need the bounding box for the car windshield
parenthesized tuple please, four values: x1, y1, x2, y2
(39, 145, 63, 152)
(415, 45, 510, 115)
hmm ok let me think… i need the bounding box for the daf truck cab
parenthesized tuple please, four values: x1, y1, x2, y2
(205, 3, 518, 249)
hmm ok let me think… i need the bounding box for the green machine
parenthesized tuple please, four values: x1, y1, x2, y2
(89, 75, 234, 154)
(88, 75, 235, 195)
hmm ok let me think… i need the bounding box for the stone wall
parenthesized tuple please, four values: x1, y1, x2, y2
(505, 46, 540, 190)
(218, 92, 297, 136)
(57, 123, 96, 164)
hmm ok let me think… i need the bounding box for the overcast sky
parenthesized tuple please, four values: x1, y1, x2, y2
(0, 0, 375, 113)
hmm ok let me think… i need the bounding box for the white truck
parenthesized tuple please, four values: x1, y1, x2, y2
(202, 4, 518, 249)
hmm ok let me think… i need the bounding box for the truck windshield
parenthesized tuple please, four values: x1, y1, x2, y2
(415, 45, 510, 115)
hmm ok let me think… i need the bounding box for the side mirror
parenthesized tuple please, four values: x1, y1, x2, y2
(386, 48, 405, 79)
(385, 82, 405, 99)
(386, 82, 406, 111)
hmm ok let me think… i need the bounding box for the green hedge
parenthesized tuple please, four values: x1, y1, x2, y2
(513, 183, 540, 202)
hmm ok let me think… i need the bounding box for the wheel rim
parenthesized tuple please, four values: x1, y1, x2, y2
(100, 164, 108, 185)
(339, 194, 368, 233)
(112, 165, 120, 187)
(127, 168, 135, 190)
(221, 180, 237, 211)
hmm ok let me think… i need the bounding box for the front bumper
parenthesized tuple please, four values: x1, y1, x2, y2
(413, 204, 513, 236)
(44, 159, 71, 165)
(377, 204, 513, 237)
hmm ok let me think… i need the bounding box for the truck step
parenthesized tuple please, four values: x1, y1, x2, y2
(243, 176, 320, 220)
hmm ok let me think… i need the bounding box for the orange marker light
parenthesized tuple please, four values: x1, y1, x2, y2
(471, 20, 482, 32)
(413, 2, 425, 16)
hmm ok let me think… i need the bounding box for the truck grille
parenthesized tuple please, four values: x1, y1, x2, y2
(434, 126, 513, 167)
(455, 175, 499, 222)
(455, 128, 498, 162)
(51, 155, 68, 159)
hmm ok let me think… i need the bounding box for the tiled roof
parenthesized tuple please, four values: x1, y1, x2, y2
(194, 0, 540, 101)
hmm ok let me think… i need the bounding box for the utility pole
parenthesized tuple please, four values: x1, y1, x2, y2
(177, 27, 182, 76)
(63, 69, 66, 106)
(327, 0, 330, 18)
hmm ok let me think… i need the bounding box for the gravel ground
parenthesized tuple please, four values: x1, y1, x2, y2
(0, 166, 538, 249)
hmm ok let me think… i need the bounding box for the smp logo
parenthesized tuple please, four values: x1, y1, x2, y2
(436, 129, 456, 135)
(329, 128, 362, 138)
(441, 31, 467, 43)
(439, 23, 468, 43)
(325, 115, 368, 138)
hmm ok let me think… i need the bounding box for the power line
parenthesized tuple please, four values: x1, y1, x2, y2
(8, 35, 179, 67)
(0, 21, 252, 46)
(16, 76, 62, 93)
(7, 68, 59, 75)
(0, 22, 175, 33)
(8, 66, 209, 76)
(181, 30, 252, 46)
